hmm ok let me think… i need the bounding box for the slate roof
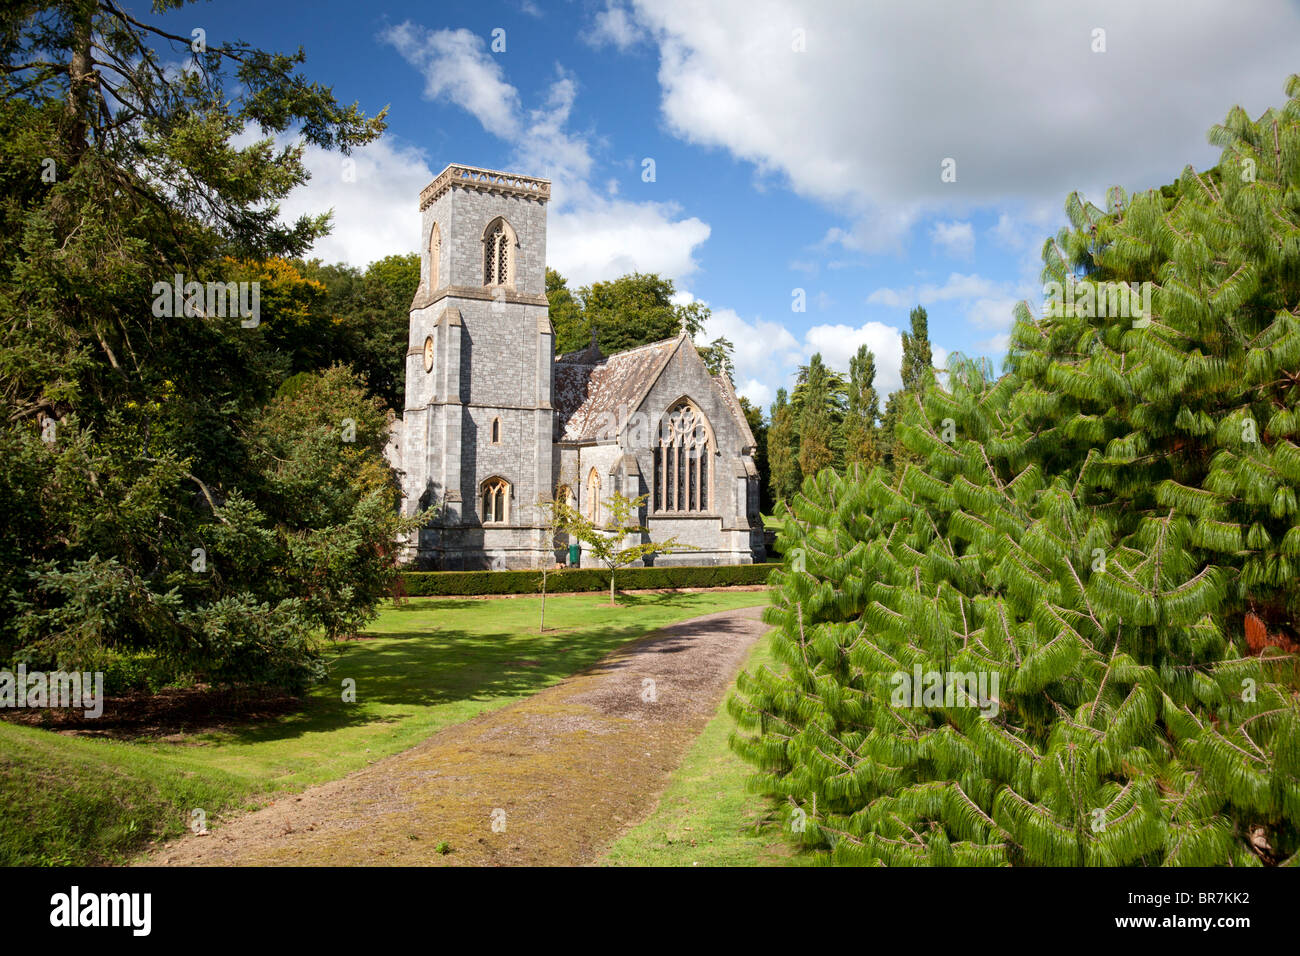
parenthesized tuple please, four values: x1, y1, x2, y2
(553, 335, 757, 452)
(554, 337, 679, 441)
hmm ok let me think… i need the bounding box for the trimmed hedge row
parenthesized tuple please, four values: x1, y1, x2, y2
(399, 563, 777, 597)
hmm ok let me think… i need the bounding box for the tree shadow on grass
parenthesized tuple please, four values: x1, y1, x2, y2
(210, 616, 675, 745)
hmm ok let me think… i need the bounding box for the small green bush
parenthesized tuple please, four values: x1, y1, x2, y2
(400, 563, 776, 597)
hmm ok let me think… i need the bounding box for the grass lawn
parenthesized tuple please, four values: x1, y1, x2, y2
(600, 630, 807, 867)
(0, 589, 767, 866)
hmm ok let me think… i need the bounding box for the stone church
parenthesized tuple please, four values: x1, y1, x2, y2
(386, 163, 764, 570)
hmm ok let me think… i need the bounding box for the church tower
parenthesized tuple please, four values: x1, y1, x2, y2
(397, 164, 555, 569)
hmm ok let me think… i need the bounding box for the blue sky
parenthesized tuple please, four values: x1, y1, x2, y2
(153, 0, 1300, 410)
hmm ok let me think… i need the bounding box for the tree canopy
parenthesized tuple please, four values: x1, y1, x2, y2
(734, 77, 1300, 866)
(0, 1, 409, 691)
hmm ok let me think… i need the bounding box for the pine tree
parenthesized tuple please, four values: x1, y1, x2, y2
(844, 344, 880, 468)
(731, 79, 1300, 867)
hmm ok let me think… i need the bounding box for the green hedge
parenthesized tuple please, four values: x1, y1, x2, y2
(399, 563, 777, 597)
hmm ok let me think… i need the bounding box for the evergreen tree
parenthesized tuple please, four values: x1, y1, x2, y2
(901, 304, 934, 392)
(0, 1, 404, 687)
(795, 353, 841, 476)
(766, 388, 800, 503)
(844, 343, 880, 468)
(880, 306, 935, 471)
(731, 80, 1300, 867)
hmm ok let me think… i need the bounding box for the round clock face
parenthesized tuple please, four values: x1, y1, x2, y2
(423, 335, 435, 373)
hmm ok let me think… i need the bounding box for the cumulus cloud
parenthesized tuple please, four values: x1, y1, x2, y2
(379, 21, 710, 285)
(866, 272, 1035, 339)
(248, 130, 433, 268)
(584, 2, 644, 52)
(550, 201, 710, 285)
(380, 24, 520, 140)
(625, 0, 1300, 243)
(684, 291, 957, 410)
(679, 293, 801, 407)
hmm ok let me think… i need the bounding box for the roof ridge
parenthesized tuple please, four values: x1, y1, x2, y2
(601, 334, 685, 360)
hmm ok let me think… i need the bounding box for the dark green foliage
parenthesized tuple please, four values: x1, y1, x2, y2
(0, 2, 403, 691)
(301, 253, 420, 411)
(845, 344, 880, 468)
(767, 388, 801, 503)
(793, 353, 847, 476)
(548, 270, 708, 354)
(400, 563, 777, 597)
(731, 80, 1300, 867)
(698, 336, 736, 381)
(740, 396, 773, 515)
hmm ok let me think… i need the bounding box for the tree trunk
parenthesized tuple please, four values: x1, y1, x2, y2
(609, 567, 616, 606)
(66, 0, 95, 157)
(539, 568, 547, 632)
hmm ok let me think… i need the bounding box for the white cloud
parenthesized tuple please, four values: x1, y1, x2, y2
(626, 0, 1300, 243)
(930, 220, 974, 259)
(585, 2, 644, 51)
(251, 131, 433, 268)
(804, 322, 907, 394)
(549, 200, 710, 286)
(689, 302, 957, 411)
(379, 25, 520, 140)
(869, 272, 1004, 308)
(688, 299, 801, 407)
(866, 272, 1034, 339)
(381, 21, 710, 284)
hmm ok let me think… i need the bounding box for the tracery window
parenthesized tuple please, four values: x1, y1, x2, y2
(586, 468, 601, 523)
(481, 477, 510, 524)
(654, 401, 712, 513)
(483, 217, 515, 287)
(429, 222, 441, 290)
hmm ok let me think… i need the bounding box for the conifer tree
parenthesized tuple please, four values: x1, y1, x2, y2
(901, 305, 934, 392)
(879, 306, 935, 471)
(844, 344, 880, 467)
(794, 353, 846, 475)
(767, 388, 800, 503)
(731, 79, 1300, 867)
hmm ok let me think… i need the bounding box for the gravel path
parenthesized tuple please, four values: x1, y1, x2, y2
(145, 605, 769, 866)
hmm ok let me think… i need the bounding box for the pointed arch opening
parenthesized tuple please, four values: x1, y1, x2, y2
(480, 476, 511, 524)
(482, 217, 518, 288)
(585, 468, 602, 523)
(654, 399, 714, 513)
(490, 417, 502, 444)
(428, 221, 441, 291)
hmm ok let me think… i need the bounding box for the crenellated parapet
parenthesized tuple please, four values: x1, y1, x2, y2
(419, 163, 551, 211)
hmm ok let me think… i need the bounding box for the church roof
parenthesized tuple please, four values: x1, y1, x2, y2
(711, 373, 757, 451)
(554, 336, 680, 442)
(553, 335, 757, 451)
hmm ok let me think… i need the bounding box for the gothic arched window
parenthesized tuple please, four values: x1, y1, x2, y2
(586, 468, 602, 523)
(428, 222, 441, 290)
(654, 401, 712, 513)
(481, 476, 510, 524)
(557, 484, 575, 511)
(483, 217, 516, 287)
(490, 417, 502, 444)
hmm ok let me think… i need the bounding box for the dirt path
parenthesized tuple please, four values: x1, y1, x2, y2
(145, 606, 768, 866)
